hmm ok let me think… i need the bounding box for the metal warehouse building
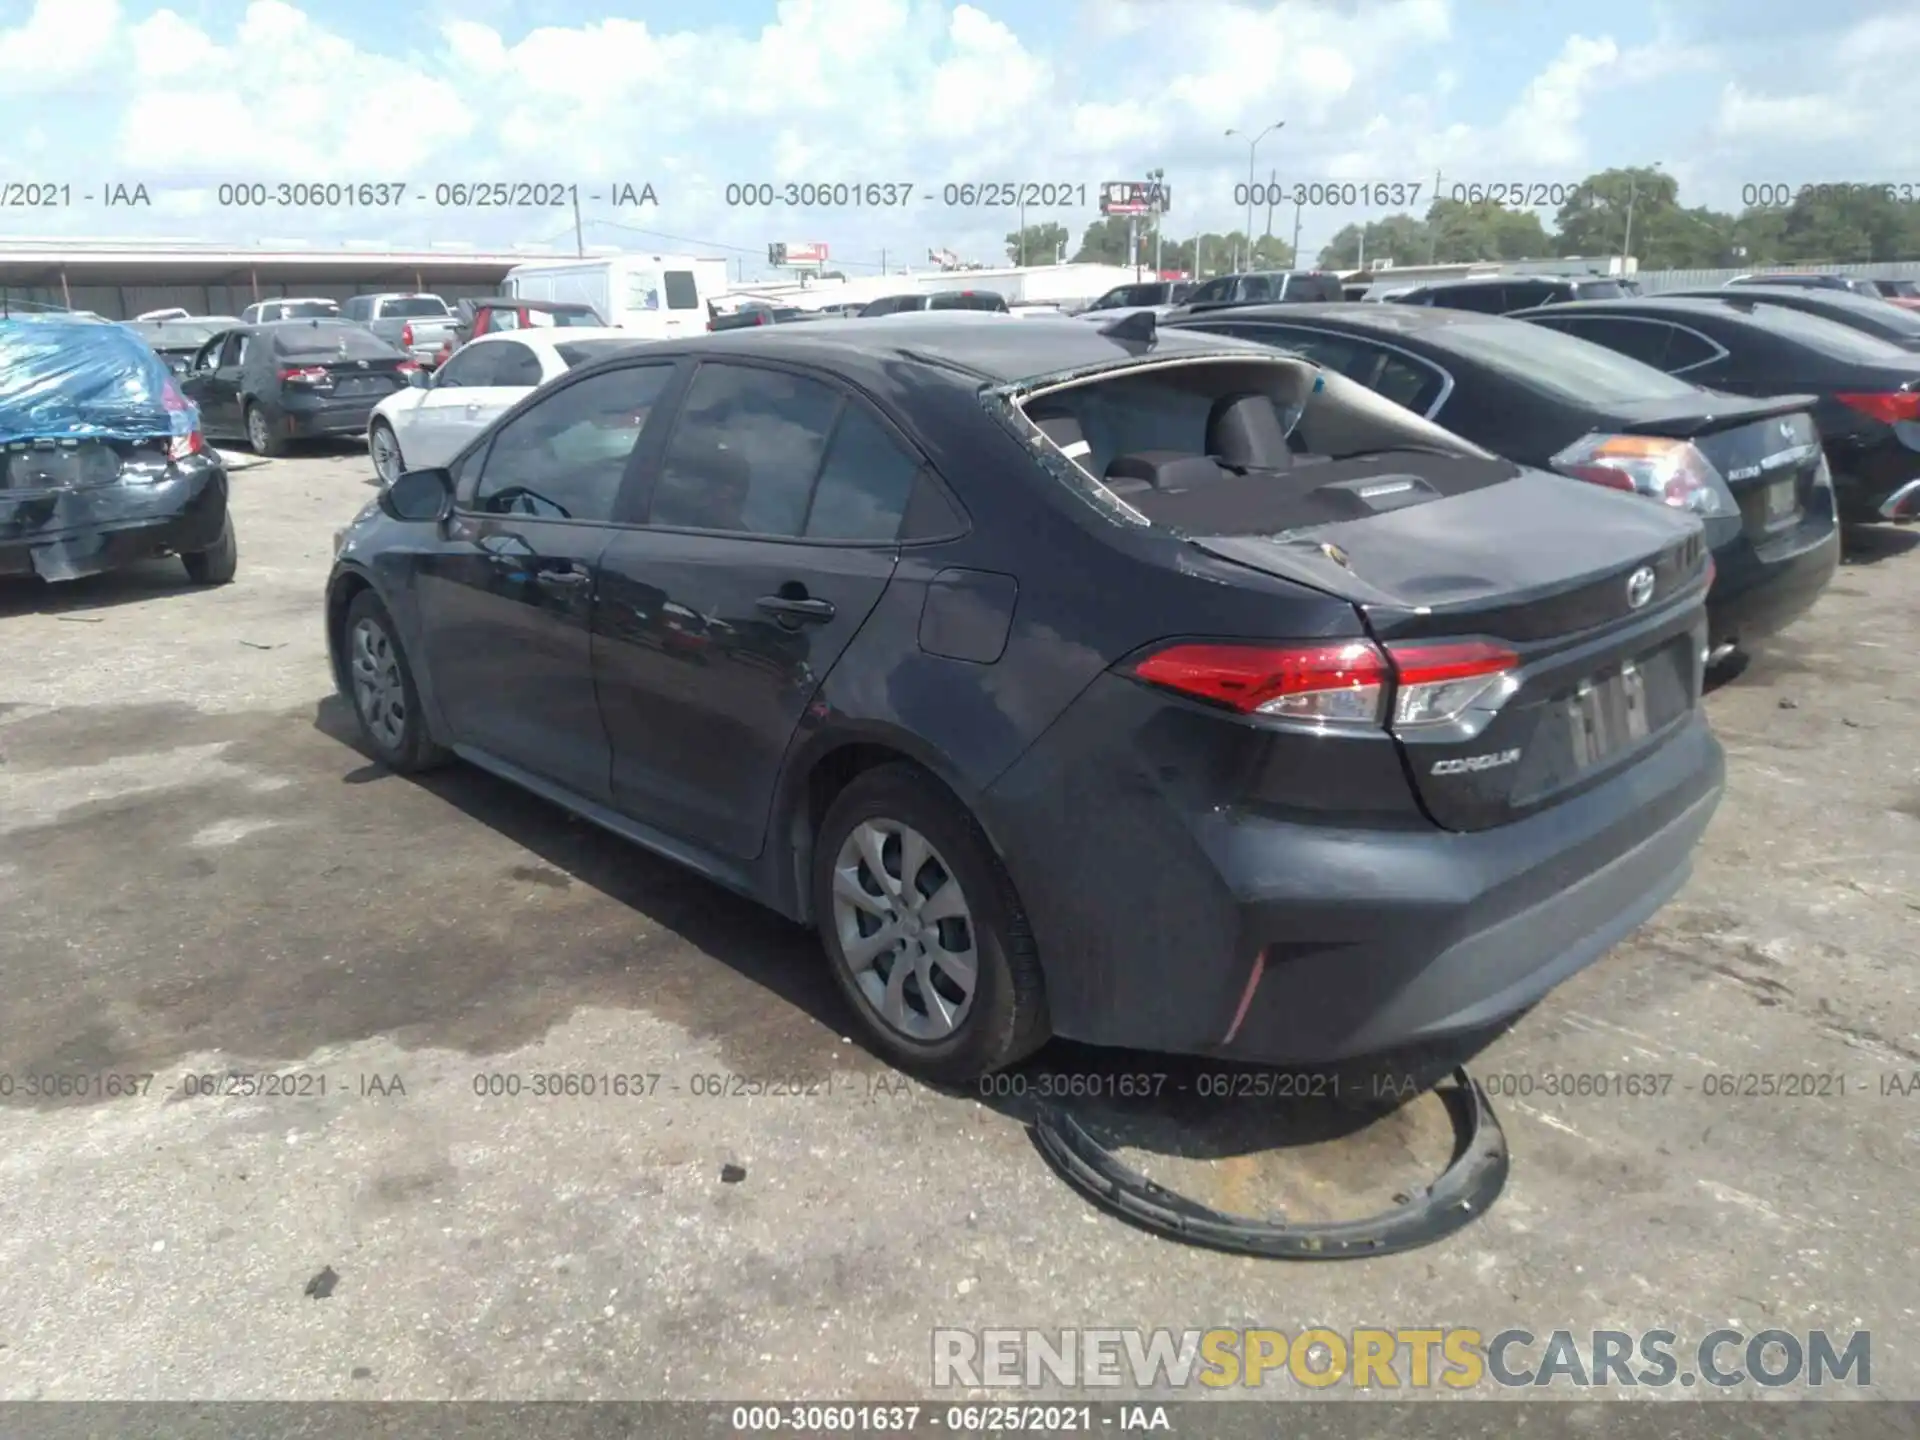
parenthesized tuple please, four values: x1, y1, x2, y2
(0, 239, 582, 319)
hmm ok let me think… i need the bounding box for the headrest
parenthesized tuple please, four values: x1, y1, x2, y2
(1206, 393, 1293, 470)
(1104, 452, 1228, 492)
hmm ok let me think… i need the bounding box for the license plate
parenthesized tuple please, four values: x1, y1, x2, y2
(1764, 479, 1798, 520)
(1569, 662, 1650, 770)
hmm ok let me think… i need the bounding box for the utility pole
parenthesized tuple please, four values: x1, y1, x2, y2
(1227, 120, 1284, 271)
(1427, 169, 1443, 262)
(1291, 202, 1302, 266)
(1128, 215, 1140, 280)
(572, 190, 585, 256)
(1265, 167, 1276, 237)
(880, 248, 887, 275)
(1017, 196, 1027, 267)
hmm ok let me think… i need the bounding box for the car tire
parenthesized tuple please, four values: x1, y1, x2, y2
(368, 419, 404, 486)
(245, 401, 286, 458)
(181, 510, 238, 585)
(813, 763, 1048, 1083)
(342, 589, 448, 772)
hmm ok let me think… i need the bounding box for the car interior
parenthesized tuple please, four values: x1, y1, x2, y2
(1015, 358, 1508, 533)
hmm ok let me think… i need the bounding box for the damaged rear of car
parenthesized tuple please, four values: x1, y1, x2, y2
(981, 324, 1724, 1070)
(0, 318, 235, 585)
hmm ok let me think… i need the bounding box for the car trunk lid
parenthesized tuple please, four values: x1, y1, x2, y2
(277, 351, 413, 399)
(1186, 465, 1710, 831)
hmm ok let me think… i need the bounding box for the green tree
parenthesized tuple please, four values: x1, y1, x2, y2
(1318, 213, 1431, 269)
(1422, 198, 1551, 263)
(1005, 222, 1069, 265)
(1551, 166, 1676, 259)
(1072, 216, 1133, 264)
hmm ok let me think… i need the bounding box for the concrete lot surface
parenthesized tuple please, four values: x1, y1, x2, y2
(1, 449, 1917, 1402)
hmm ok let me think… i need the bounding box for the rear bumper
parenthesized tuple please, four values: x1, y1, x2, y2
(985, 684, 1724, 1067)
(0, 462, 227, 582)
(281, 396, 382, 438)
(1705, 513, 1839, 648)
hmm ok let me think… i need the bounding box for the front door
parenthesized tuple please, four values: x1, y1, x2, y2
(407, 339, 544, 469)
(181, 331, 244, 438)
(594, 360, 918, 858)
(412, 360, 679, 799)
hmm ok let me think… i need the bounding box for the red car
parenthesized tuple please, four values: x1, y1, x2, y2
(430, 298, 608, 367)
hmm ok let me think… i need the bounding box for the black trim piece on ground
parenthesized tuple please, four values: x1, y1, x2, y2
(1029, 1069, 1508, 1259)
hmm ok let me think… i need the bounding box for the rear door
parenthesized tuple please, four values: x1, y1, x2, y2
(593, 360, 911, 858)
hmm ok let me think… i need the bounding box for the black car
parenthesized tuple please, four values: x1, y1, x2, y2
(1084, 281, 1195, 311)
(1510, 298, 1920, 523)
(0, 317, 235, 585)
(1177, 270, 1346, 311)
(1164, 303, 1838, 663)
(1727, 273, 1883, 299)
(1867, 278, 1920, 306)
(1656, 285, 1920, 351)
(1390, 275, 1631, 314)
(326, 313, 1721, 1082)
(126, 317, 239, 377)
(858, 291, 1009, 316)
(180, 319, 416, 457)
(707, 302, 824, 332)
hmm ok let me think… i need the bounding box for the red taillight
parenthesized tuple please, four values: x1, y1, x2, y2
(279, 366, 328, 384)
(1128, 641, 1389, 722)
(1559, 463, 1637, 492)
(167, 429, 205, 460)
(401, 322, 415, 347)
(396, 360, 419, 374)
(1835, 391, 1920, 425)
(1126, 638, 1518, 729)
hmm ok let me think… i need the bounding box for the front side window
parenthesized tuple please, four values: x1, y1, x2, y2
(470, 364, 674, 522)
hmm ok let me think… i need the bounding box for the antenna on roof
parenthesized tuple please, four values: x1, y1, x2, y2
(1097, 309, 1156, 345)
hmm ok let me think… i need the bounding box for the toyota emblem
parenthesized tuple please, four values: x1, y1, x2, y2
(1626, 566, 1656, 609)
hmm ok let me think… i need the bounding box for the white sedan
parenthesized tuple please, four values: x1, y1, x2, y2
(365, 327, 640, 484)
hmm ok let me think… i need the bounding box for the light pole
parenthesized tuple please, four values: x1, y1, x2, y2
(1226, 121, 1284, 270)
(1623, 161, 1662, 270)
(1147, 166, 1166, 276)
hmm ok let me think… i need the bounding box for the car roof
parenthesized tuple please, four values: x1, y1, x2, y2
(1175, 301, 1510, 336)
(1672, 284, 1887, 308)
(580, 313, 1266, 385)
(476, 297, 597, 312)
(1506, 296, 1773, 320)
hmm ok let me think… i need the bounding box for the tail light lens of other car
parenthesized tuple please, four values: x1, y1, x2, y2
(160, 375, 205, 460)
(1125, 639, 1518, 728)
(279, 366, 330, 386)
(1834, 391, 1920, 425)
(401, 322, 415, 348)
(1549, 433, 1736, 517)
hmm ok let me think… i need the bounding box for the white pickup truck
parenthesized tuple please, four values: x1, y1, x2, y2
(340, 293, 460, 369)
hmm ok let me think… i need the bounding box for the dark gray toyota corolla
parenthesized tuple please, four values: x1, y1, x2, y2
(325, 313, 1725, 1082)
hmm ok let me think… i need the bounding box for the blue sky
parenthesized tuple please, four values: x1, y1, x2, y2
(3, 0, 1916, 276)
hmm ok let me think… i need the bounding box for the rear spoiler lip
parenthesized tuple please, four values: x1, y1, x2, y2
(1612, 392, 1820, 439)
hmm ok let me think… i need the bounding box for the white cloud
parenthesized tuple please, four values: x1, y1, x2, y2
(0, 0, 122, 91)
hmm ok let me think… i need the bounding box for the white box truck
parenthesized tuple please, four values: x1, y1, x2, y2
(502, 253, 720, 339)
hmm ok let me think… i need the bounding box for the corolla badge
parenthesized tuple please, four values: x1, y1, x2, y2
(1626, 566, 1656, 609)
(1432, 748, 1520, 775)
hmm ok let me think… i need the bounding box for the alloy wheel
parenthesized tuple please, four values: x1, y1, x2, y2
(349, 616, 408, 752)
(830, 818, 978, 1041)
(370, 424, 402, 484)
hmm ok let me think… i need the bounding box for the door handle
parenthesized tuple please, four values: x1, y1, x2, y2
(536, 567, 590, 588)
(757, 594, 835, 621)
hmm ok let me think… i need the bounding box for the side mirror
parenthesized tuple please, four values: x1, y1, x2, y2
(379, 467, 453, 522)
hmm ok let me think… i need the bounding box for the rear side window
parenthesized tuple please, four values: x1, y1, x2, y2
(804, 405, 919, 541)
(1662, 327, 1722, 371)
(663, 271, 700, 310)
(1573, 280, 1626, 300)
(1542, 316, 1674, 369)
(930, 292, 1006, 311)
(1739, 304, 1912, 361)
(650, 363, 841, 535)
(1189, 277, 1234, 304)
(1239, 275, 1275, 301)
(1209, 325, 1445, 416)
(487, 340, 545, 387)
(1470, 317, 1701, 401)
